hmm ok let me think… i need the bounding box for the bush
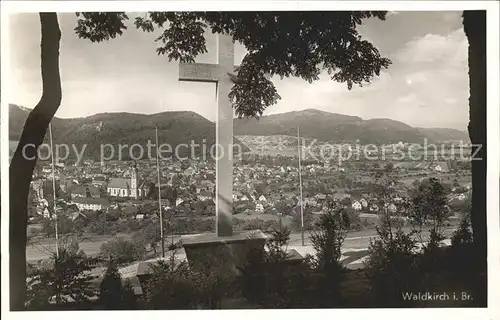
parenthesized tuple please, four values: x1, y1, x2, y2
(41, 216, 74, 237)
(100, 237, 145, 264)
(451, 214, 473, 246)
(239, 225, 301, 308)
(120, 279, 137, 309)
(309, 202, 351, 307)
(99, 261, 122, 308)
(144, 260, 198, 309)
(26, 248, 98, 309)
(365, 226, 419, 307)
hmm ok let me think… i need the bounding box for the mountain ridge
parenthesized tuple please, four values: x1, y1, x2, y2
(9, 104, 469, 151)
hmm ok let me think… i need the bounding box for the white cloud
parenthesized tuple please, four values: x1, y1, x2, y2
(8, 13, 470, 130)
(395, 28, 467, 65)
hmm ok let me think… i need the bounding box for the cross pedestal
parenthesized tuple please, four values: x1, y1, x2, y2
(178, 33, 267, 271)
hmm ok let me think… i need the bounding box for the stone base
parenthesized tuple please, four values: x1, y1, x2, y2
(181, 230, 268, 273)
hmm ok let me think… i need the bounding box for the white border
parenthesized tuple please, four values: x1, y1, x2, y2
(486, 4, 500, 319)
(0, 1, 495, 13)
(0, 6, 11, 319)
(1, 1, 499, 320)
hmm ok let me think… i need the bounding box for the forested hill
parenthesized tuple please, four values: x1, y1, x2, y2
(234, 109, 469, 144)
(9, 104, 248, 161)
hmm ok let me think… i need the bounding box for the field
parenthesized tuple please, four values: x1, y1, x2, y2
(397, 173, 471, 187)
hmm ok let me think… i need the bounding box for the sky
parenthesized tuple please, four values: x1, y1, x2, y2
(8, 11, 469, 129)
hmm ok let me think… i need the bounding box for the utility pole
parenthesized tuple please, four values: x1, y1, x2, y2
(297, 126, 304, 246)
(49, 123, 59, 258)
(156, 126, 165, 257)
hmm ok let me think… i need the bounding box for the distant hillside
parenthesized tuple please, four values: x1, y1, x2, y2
(10, 105, 469, 162)
(416, 127, 470, 142)
(234, 109, 469, 144)
(237, 135, 323, 157)
(9, 104, 249, 161)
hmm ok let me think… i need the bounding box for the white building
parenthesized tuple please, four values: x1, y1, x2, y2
(72, 197, 110, 211)
(107, 162, 148, 199)
(352, 201, 362, 211)
(255, 203, 264, 212)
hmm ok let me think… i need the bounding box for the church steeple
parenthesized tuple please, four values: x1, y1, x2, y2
(130, 161, 139, 199)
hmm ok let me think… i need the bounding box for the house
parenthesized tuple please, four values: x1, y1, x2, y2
(258, 195, 267, 202)
(71, 185, 103, 200)
(233, 191, 243, 200)
(176, 198, 184, 206)
(183, 167, 196, 176)
(303, 197, 318, 206)
(360, 198, 368, 208)
(393, 196, 403, 203)
(69, 211, 87, 221)
(197, 191, 213, 201)
(333, 192, 351, 200)
(92, 175, 107, 187)
(315, 193, 327, 201)
(241, 195, 249, 201)
(387, 203, 397, 213)
(107, 178, 131, 197)
(255, 203, 264, 212)
(352, 200, 362, 211)
(31, 179, 45, 199)
(72, 197, 110, 211)
(433, 162, 449, 173)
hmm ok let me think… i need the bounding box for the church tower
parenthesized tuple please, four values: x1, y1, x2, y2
(130, 161, 139, 199)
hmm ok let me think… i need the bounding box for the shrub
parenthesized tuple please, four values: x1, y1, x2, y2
(451, 214, 473, 246)
(144, 260, 198, 309)
(365, 225, 419, 307)
(99, 260, 123, 309)
(410, 177, 451, 243)
(100, 237, 145, 264)
(265, 226, 291, 263)
(310, 209, 349, 271)
(26, 248, 98, 309)
(309, 202, 351, 307)
(120, 279, 137, 309)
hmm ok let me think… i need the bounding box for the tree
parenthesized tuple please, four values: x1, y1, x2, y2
(41, 215, 74, 237)
(265, 226, 291, 263)
(10, 13, 62, 310)
(99, 260, 123, 309)
(144, 260, 197, 309)
(365, 226, 419, 307)
(309, 201, 351, 306)
(11, 11, 390, 309)
(451, 213, 473, 246)
(140, 221, 162, 255)
(120, 280, 137, 309)
(25, 248, 98, 309)
(384, 162, 394, 173)
(164, 186, 178, 206)
(462, 10, 486, 265)
(410, 177, 451, 246)
(100, 237, 145, 264)
(310, 202, 351, 271)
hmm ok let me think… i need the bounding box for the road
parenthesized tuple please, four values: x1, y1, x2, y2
(288, 225, 456, 248)
(26, 225, 457, 262)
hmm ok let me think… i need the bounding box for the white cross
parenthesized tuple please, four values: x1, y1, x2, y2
(179, 33, 236, 237)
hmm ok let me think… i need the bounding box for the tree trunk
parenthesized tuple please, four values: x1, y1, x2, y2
(9, 13, 62, 310)
(463, 11, 487, 261)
